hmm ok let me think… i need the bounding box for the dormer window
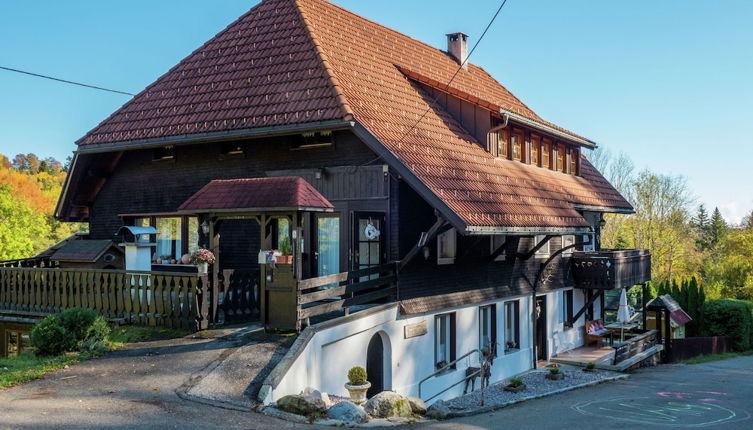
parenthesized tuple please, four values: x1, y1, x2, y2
(531, 134, 541, 167)
(569, 147, 579, 175)
(496, 127, 509, 159)
(556, 143, 566, 173)
(542, 138, 552, 169)
(153, 146, 175, 161)
(511, 128, 524, 161)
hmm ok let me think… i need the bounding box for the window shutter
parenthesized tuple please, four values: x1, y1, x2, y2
(450, 313, 457, 363)
(490, 304, 498, 355)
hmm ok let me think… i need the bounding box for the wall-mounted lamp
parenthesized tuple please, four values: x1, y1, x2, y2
(201, 220, 210, 234)
(422, 246, 430, 260)
(315, 168, 325, 179)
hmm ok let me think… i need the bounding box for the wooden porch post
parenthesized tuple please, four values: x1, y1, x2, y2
(259, 213, 267, 328)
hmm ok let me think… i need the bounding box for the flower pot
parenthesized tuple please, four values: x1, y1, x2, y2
(197, 262, 209, 274)
(503, 383, 526, 393)
(344, 381, 371, 405)
(546, 372, 565, 381)
(276, 255, 293, 264)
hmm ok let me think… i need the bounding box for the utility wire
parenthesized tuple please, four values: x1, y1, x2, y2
(392, 0, 509, 148)
(0, 65, 134, 96)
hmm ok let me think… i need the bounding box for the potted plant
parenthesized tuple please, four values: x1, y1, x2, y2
(191, 248, 216, 274)
(583, 362, 597, 372)
(344, 366, 370, 405)
(435, 360, 448, 370)
(503, 377, 526, 393)
(546, 365, 564, 380)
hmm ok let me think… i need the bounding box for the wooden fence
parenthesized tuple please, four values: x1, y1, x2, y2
(0, 267, 206, 330)
(670, 336, 732, 362)
(298, 263, 397, 322)
(613, 329, 659, 365)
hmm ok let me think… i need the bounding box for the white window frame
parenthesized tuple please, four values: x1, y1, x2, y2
(582, 234, 595, 252)
(561, 289, 574, 328)
(504, 300, 520, 354)
(479, 305, 494, 355)
(435, 314, 453, 368)
(562, 235, 575, 256)
(437, 228, 457, 265)
(490, 235, 506, 261)
(534, 235, 550, 259)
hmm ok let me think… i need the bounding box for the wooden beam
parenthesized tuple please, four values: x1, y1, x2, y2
(516, 235, 555, 260)
(566, 289, 603, 327)
(399, 216, 447, 270)
(488, 238, 509, 262)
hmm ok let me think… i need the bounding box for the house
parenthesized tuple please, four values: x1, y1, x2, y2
(46, 0, 653, 402)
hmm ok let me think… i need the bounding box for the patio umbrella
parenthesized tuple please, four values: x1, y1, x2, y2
(617, 288, 631, 342)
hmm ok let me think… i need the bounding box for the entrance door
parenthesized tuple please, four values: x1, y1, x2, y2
(366, 333, 384, 397)
(536, 296, 548, 361)
(352, 212, 385, 276)
(314, 215, 340, 278)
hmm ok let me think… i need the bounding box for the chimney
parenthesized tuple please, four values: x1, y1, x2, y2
(446, 32, 469, 70)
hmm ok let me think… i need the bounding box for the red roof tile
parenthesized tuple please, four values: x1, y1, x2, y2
(178, 176, 334, 212)
(74, 0, 632, 230)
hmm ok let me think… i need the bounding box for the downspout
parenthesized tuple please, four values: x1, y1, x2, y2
(530, 234, 593, 369)
(487, 113, 509, 152)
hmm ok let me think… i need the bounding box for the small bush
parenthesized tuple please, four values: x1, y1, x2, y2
(347, 366, 367, 385)
(585, 362, 596, 370)
(549, 366, 560, 375)
(31, 308, 111, 356)
(509, 377, 523, 387)
(701, 299, 753, 351)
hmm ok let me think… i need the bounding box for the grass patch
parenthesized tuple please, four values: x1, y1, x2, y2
(682, 350, 753, 364)
(0, 324, 190, 389)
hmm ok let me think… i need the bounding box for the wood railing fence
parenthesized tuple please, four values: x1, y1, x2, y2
(298, 262, 397, 322)
(0, 267, 207, 330)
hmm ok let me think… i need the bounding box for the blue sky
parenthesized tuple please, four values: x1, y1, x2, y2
(1, 1, 751, 222)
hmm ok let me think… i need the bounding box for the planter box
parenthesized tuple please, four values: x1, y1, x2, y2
(571, 249, 651, 290)
(503, 383, 526, 393)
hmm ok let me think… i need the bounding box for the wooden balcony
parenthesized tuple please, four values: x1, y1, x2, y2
(571, 249, 651, 290)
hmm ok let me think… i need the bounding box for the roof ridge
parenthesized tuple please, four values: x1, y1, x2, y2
(293, 0, 355, 121)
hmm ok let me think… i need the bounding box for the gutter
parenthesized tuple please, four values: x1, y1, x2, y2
(571, 203, 635, 215)
(74, 119, 354, 155)
(500, 109, 597, 149)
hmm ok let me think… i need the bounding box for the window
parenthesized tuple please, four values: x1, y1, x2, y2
(291, 131, 334, 150)
(273, 217, 292, 255)
(437, 228, 457, 265)
(479, 305, 497, 356)
(435, 313, 456, 369)
(153, 146, 174, 161)
(133, 216, 199, 264)
(556, 143, 566, 172)
(490, 235, 506, 261)
(530, 134, 541, 167)
(511, 129, 524, 161)
(504, 300, 520, 353)
(582, 234, 595, 252)
(542, 138, 553, 169)
(562, 235, 575, 256)
(561, 289, 574, 327)
(569, 147, 579, 175)
(534, 235, 550, 258)
(495, 127, 509, 159)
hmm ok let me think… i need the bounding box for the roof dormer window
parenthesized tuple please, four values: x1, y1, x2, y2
(511, 128, 524, 162)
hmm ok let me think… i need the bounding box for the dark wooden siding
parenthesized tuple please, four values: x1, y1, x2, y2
(418, 83, 492, 147)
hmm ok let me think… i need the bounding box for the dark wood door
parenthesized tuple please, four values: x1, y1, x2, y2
(536, 296, 548, 361)
(352, 212, 385, 274)
(366, 333, 384, 397)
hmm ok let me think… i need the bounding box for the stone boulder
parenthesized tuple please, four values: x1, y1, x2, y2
(301, 387, 332, 408)
(407, 397, 427, 415)
(327, 401, 368, 424)
(276, 394, 326, 416)
(426, 400, 450, 420)
(363, 391, 413, 418)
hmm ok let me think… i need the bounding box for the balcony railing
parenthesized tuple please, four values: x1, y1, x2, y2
(571, 249, 651, 290)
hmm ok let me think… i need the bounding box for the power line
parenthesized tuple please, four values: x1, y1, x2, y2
(393, 0, 509, 148)
(0, 65, 134, 96)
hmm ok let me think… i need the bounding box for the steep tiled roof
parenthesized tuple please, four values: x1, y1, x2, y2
(74, 0, 632, 230)
(178, 176, 334, 212)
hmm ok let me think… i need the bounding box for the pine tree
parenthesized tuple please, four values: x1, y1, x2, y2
(687, 277, 699, 336)
(708, 207, 728, 249)
(692, 204, 711, 250)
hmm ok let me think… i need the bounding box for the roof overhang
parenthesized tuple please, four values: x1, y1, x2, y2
(500, 109, 597, 149)
(571, 203, 635, 215)
(177, 206, 334, 215)
(465, 225, 592, 236)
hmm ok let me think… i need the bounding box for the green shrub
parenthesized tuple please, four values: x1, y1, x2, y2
(31, 308, 111, 356)
(700, 299, 753, 351)
(509, 377, 523, 387)
(347, 366, 367, 385)
(586, 362, 596, 370)
(549, 366, 560, 375)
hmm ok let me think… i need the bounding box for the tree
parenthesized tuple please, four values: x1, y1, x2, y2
(692, 204, 711, 250)
(708, 207, 728, 249)
(741, 210, 753, 230)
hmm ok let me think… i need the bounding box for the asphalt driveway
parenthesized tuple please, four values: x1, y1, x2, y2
(1, 331, 750, 430)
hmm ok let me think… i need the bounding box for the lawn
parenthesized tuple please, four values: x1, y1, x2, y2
(0, 324, 190, 389)
(681, 350, 753, 365)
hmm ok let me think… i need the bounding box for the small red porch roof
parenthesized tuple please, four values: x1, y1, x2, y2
(178, 176, 334, 213)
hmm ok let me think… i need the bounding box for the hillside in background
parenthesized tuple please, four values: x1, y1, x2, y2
(0, 153, 81, 260)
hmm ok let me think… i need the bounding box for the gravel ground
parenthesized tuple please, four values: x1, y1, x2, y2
(445, 367, 623, 410)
